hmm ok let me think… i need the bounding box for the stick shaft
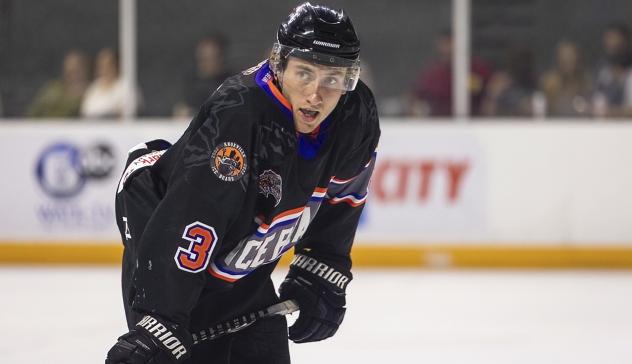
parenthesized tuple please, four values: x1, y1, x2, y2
(192, 299, 299, 345)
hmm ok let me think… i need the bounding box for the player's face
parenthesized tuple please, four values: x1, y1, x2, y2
(281, 58, 345, 133)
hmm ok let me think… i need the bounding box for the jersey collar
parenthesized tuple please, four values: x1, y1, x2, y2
(255, 61, 293, 120)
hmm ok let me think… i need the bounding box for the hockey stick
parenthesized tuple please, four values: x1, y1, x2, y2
(191, 299, 299, 345)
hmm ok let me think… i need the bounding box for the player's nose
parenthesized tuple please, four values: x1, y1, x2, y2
(305, 83, 323, 106)
(306, 92, 323, 106)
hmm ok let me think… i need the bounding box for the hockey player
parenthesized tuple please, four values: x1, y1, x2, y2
(106, 2, 380, 363)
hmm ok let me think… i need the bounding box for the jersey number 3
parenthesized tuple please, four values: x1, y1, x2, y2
(174, 222, 218, 273)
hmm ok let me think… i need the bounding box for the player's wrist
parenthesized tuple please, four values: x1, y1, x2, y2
(134, 314, 192, 361)
(286, 253, 352, 295)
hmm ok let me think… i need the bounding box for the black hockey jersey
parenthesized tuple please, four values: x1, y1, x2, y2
(116, 60, 380, 329)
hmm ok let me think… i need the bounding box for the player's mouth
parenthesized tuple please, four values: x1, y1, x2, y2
(298, 108, 319, 122)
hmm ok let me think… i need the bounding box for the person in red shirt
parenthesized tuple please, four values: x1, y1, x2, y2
(411, 30, 492, 117)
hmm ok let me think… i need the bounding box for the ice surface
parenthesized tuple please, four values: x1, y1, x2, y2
(2, 267, 632, 363)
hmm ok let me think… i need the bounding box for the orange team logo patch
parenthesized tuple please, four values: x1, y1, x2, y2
(210, 142, 247, 182)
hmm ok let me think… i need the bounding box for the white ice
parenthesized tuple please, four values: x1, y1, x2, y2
(2, 267, 632, 364)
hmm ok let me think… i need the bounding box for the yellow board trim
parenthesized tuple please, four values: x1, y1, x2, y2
(2, 242, 632, 268)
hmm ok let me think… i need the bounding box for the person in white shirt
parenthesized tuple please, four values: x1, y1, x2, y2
(81, 47, 136, 118)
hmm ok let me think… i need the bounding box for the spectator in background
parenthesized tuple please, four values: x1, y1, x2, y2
(410, 29, 492, 117)
(539, 40, 592, 117)
(593, 23, 632, 117)
(26, 50, 89, 118)
(481, 46, 536, 117)
(173, 34, 232, 118)
(81, 47, 136, 118)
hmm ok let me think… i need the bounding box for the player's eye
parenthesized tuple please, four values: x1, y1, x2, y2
(323, 76, 340, 86)
(296, 70, 313, 82)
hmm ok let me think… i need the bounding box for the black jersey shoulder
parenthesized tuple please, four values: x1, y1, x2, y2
(197, 70, 266, 130)
(333, 80, 380, 152)
(176, 68, 274, 148)
(152, 69, 268, 185)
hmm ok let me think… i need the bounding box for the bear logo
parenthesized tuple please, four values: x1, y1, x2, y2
(210, 142, 247, 182)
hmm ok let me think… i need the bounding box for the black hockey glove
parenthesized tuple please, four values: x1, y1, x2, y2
(279, 253, 352, 343)
(105, 314, 192, 364)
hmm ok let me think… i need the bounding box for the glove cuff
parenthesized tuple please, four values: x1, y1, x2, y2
(135, 314, 192, 362)
(288, 253, 352, 293)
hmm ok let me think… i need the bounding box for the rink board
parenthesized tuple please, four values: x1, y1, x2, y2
(1, 242, 632, 268)
(1, 119, 632, 267)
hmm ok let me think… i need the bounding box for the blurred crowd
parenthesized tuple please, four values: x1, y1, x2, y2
(17, 33, 230, 120)
(7, 24, 632, 120)
(25, 47, 137, 119)
(407, 23, 632, 119)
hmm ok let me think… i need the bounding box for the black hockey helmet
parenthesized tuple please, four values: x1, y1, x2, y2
(277, 2, 360, 61)
(270, 2, 361, 91)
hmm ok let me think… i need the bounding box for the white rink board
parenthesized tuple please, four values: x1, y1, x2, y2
(1, 119, 632, 245)
(0, 121, 181, 241)
(360, 122, 632, 244)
